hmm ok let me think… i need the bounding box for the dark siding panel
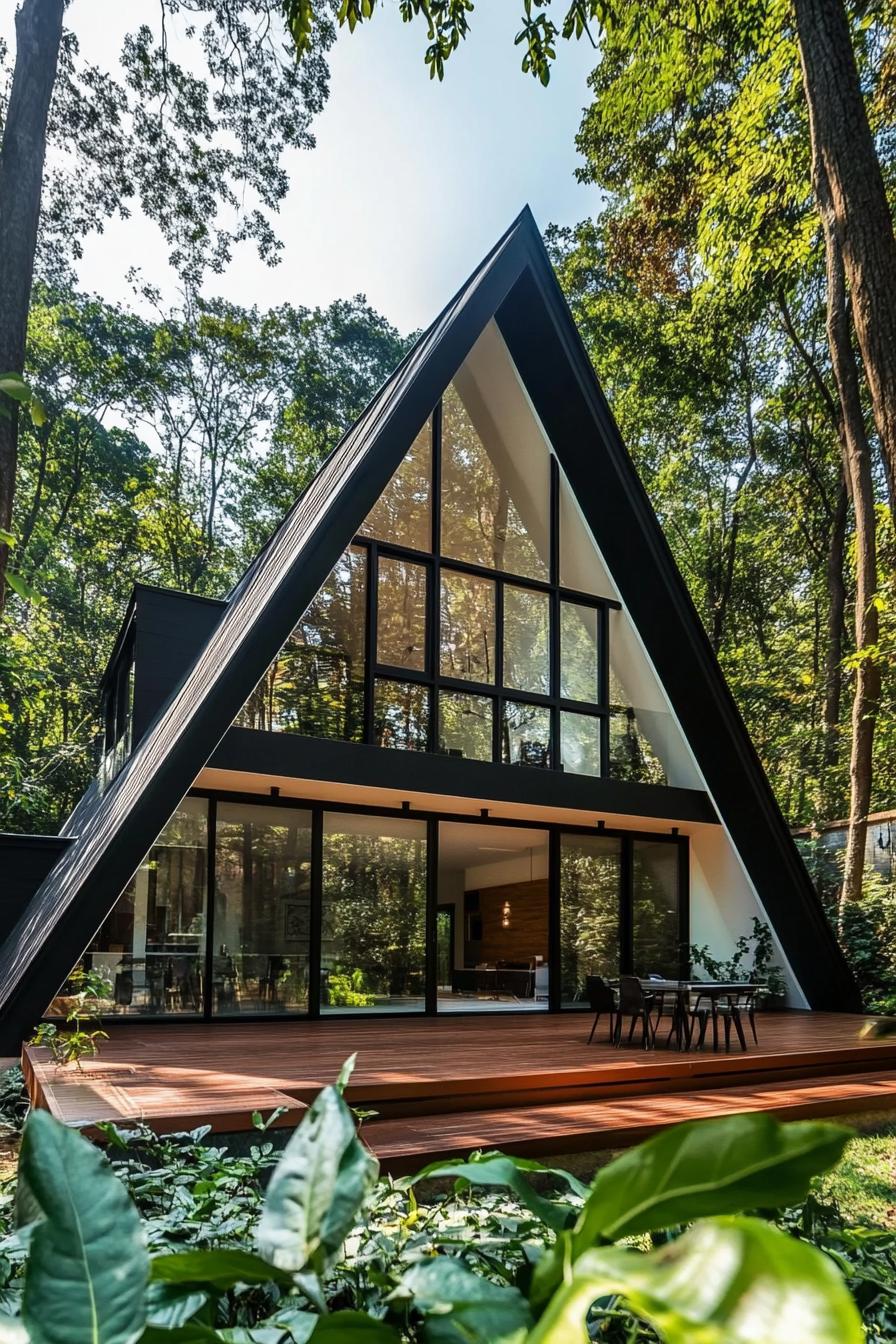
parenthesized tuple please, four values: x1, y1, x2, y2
(133, 589, 225, 742)
(0, 836, 74, 944)
(210, 728, 718, 826)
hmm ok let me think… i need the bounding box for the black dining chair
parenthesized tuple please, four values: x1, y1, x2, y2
(616, 975, 657, 1049)
(585, 975, 617, 1044)
(714, 988, 757, 1051)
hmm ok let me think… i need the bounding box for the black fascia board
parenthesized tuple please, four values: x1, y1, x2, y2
(209, 727, 719, 826)
(0, 216, 530, 1051)
(494, 222, 860, 1012)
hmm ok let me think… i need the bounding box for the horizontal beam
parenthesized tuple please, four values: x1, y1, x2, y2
(208, 727, 719, 825)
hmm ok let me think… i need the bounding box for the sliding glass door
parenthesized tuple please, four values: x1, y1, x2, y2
(320, 813, 427, 1013)
(213, 802, 312, 1015)
(559, 831, 685, 1006)
(632, 839, 682, 978)
(75, 792, 686, 1021)
(559, 834, 622, 1007)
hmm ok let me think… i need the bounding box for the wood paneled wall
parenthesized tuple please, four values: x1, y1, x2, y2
(465, 880, 549, 964)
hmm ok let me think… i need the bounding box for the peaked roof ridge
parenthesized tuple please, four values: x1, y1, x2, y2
(226, 208, 536, 606)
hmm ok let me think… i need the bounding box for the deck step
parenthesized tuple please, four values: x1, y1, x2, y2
(363, 1069, 896, 1174)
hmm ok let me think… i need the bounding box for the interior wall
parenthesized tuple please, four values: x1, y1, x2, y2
(465, 880, 549, 964)
(437, 868, 466, 969)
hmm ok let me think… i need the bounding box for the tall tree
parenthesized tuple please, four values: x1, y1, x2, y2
(0, 0, 334, 608)
(795, 0, 896, 521)
(0, 0, 64, 614)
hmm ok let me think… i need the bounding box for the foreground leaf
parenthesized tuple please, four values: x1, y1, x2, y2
(531, 1112, 851, 1305)
(310, 1313, 401, 1341)
(401, 1152, 582, 1231)
(150, 1248, 295, 1289)
(0, 1316, 29, 1343)
(20, 1109, 148, 1344)
(399, 1257, 532, 1344)
(528, 1216, 863, 1343)
(256, 1082, 378, 1274)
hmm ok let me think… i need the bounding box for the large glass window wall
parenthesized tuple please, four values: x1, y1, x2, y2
(59, 795, 686, 1021)
(234, 382, 671, 783)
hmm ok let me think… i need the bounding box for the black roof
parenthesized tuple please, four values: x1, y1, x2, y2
(0, 209, 859, 1048)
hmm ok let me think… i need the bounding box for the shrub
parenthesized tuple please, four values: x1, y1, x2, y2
(0, 1059, 867, 1342)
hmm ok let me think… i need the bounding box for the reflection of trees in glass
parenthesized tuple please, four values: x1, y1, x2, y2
(560, 711, 601, 777)
(359, 420, 432, 551)
(80, 801, 208, 1018)
(373, 680, 429, 751)
(504, 586, 550, 694)
(376, 558, 427, 670)
(502, 701, 550, 767)
(441, 384, 548, 580)
(560, 838, 621, 1003)
(439, 691, 492, 760)
(632, 842, 680, 977)
(560, 602, 599, 702)
(321, 822, 427, 1007)
(609, 709, 666, 785)
(214, 804, 311, 1014)
(236, 547, 366, 740)
(440, 570, 495, 684)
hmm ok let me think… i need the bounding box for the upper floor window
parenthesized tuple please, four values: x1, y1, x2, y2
(99, 628, 135, 787)
(235, 380, 665, 784)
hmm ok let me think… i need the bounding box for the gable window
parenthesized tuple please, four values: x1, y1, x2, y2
(100, 626, 135, 787)
(235, 380, 666, 783)
(236, 546, 367, 741)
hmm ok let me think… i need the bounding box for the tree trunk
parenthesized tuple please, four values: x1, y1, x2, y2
(0, 0, 64, 614)
(802, 96, 881, 916)
(822, 475, 847, 778)
(794, 0, 896, 529)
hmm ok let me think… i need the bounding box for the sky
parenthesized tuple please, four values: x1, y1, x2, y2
(3, 1, 600, 334)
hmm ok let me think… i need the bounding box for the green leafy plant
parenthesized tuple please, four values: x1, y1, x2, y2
(27, 969, 112, 1070)
(0, 1060, 866, 1342)
(690, 917, 787, 1002)
(325, 971, 375, 1008)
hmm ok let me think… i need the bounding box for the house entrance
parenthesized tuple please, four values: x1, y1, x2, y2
(436, 822, 550, 1012)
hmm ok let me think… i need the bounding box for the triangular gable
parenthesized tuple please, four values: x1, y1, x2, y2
(0, 209, 858, 1048)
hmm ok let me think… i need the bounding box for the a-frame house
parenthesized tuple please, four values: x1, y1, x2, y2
(0, 208, 859, 1056)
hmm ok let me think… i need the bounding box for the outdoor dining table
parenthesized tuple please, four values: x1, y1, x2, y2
(611, 979, 761, 1051)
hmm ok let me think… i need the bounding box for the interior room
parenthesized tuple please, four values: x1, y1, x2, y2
(436, 821, 550, 1011)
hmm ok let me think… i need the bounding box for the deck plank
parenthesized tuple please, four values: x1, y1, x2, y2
(365, 1070, 896, 1172)
(22, 1011, 896, 1149)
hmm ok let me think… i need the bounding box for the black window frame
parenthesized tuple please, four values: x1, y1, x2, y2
(356, 399, 620, 775)
(76, 785, 689, 1023)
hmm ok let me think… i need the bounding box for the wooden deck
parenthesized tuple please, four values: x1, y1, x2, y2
(23, 1011, 896, 1171)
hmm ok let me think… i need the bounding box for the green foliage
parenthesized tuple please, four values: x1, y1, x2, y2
(530, 1217, 862, 1344)
(0, 1081, 865, 1342)
(1, 287, 407, 834)
(18, 1110, 148, 1344)
(323, 973, 375, 1009)
(690, 917, 786, 1000)
(0, 1072, 28, 1139)
(2, 4, 337, 293)
(28, 968, 112, 1070)
(255, 1074, 379, 1279)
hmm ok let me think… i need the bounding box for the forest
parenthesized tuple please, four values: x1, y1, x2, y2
(0, 0, 894, 905)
